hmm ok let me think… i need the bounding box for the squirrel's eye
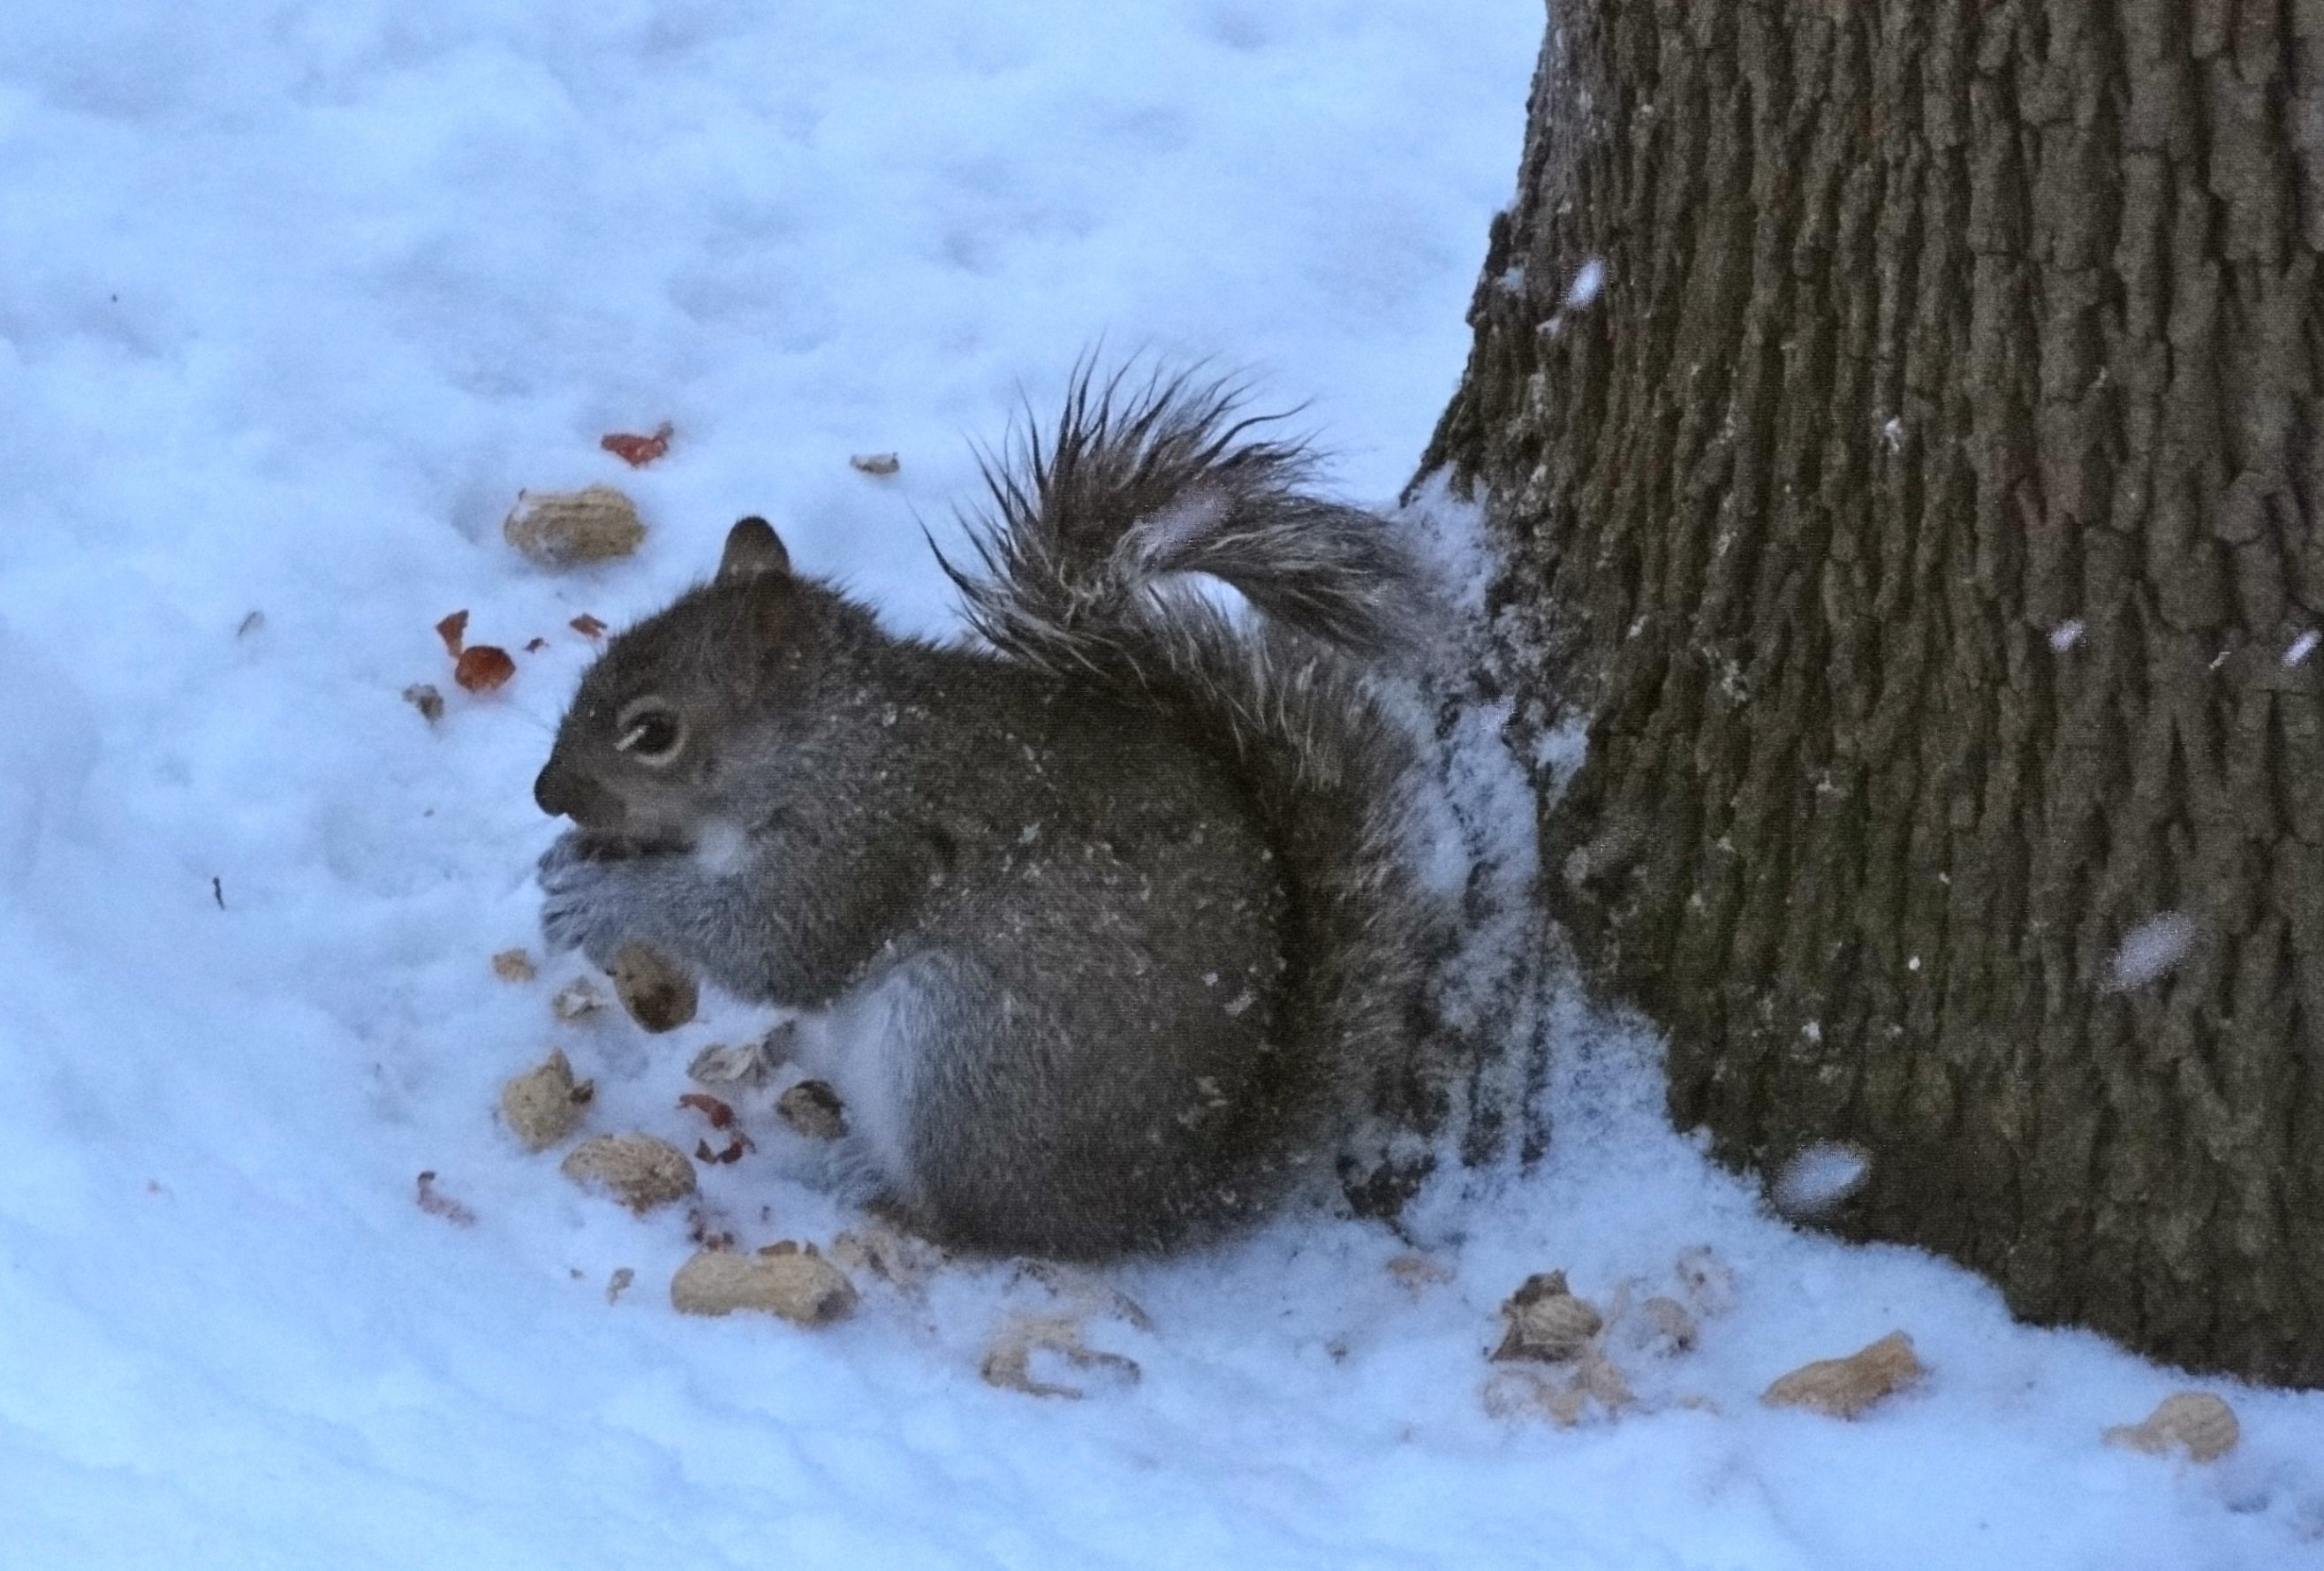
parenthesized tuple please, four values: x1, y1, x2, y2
(615, 703, 685, 764)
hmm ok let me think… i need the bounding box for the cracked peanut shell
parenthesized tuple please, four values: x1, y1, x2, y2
(670, 1245, 858, 1325)
(609, 942, 697, 1033)
(1761, 1331, 1926, 1418)
(560, 1134, 697, 1212)
(500, 1048, 593, 1152)
(503, 485, 646, 569)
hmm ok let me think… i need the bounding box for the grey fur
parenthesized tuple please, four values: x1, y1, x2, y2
(534, 368, 1434, 1257)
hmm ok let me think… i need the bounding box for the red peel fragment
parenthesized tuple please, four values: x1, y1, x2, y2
(601, 422, 674, 467)
(678, 1092, 736, 1129)
(454, 645, 516, 693)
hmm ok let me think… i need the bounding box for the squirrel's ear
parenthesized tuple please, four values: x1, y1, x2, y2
(717, 517, 791, 584)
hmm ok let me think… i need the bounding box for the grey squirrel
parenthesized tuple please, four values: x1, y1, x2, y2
(534, 369, 1434, 1256)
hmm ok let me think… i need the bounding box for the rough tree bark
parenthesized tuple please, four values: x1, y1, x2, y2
(1420, 0, 2324, 1385)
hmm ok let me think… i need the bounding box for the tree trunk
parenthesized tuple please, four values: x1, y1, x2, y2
(1421, 0, 2324, 1385)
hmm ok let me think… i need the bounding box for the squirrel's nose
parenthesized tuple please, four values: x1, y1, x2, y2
(534, 761, 620, 825)
(534, 762, 573, 817)
(534, 762, 627, 836)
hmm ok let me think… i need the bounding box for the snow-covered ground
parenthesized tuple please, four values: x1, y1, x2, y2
(3, 4, 2319, 1567)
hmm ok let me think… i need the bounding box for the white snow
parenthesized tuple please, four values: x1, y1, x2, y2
(4, 4, 2323, 1567)
(1769, 1144, 1872, 1222)
(1564, 257, 1607, 308)
(2108, 912, 2201, 992)
(2049, 619, 2085, 652)
(2287, 631, 2319, 667)
(1533, 717, 1591, 798)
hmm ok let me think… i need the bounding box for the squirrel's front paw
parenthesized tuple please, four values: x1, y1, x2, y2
(538, 830, 657, 878)
(538, 838, 643, 963)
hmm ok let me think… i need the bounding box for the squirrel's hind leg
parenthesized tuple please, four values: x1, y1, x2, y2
(783, 950, 1142, 1258)
(781, 952, 966, 1222)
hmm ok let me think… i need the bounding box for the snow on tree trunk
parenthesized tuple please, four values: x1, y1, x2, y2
(1419, 0, 2324, 1385)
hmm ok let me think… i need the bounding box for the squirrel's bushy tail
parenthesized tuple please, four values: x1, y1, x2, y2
(943, 367, 1419, 662)
(939, 366, 1438, 1201)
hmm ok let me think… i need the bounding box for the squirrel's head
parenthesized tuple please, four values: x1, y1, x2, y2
(534, 517, 829, 842)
